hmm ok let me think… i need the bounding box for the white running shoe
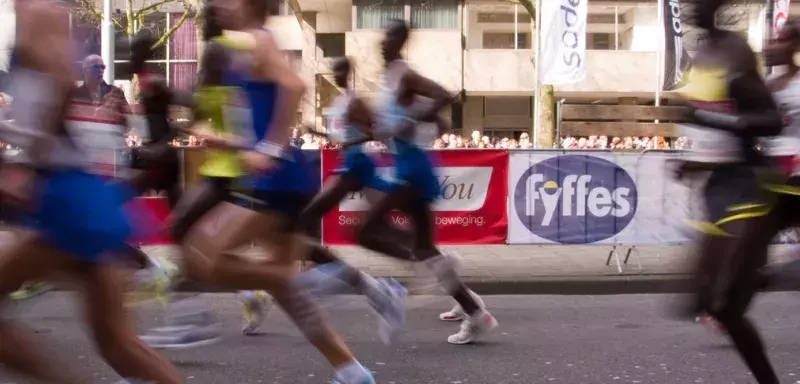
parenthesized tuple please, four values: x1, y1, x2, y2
(373, 278, 408, 345)
(238, 290, 272, 335)
(447, 310, 498, 345)
(139, 324, 222, 350)
(438, 289, 486, 322)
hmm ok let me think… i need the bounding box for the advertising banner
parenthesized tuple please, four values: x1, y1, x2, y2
(538, 0, 588, 84)
(133, 149, 322, 246)
(507, 151, 695, 245)
(662, 0, 691, 90)
(321, 149, 508, 245)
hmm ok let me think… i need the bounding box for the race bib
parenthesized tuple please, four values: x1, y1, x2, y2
(675, 123, 742, 164)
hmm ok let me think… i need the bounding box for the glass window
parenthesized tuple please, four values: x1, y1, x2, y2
(410, 0, 459, 29)
(317, 33, 346, 58)
(589, 33, 612, 50)
(355, 0, 404, 30)
(482, 32, 529, 49)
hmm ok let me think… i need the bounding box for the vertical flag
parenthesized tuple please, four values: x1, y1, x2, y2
(662, 0, 691, 90)
(538, 0, 588, 84)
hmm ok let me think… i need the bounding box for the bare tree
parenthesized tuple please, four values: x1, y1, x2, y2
(72, 0, 198, 49)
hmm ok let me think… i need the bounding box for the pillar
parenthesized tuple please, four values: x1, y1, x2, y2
(299, 11, 318, 128)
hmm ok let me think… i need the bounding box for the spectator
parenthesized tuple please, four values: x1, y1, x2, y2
(291, 127, 304, 147)
(73, 54, 129, 123)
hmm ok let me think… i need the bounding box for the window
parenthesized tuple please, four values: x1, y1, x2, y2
(355, 0, 405, 30)
(272, 0, 295, 16)
(588, 33, 612, 50)
(69, 11, 199, 98)
(317, 33, 346, 58)
(484, 96, 531, 117)
(482, 32, 529, 49)
(476, 12, 532, 24)
(410, 0, 459, 29)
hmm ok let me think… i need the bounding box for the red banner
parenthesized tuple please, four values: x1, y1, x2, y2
(127, 197, 173, 245)
(321, 149, 508, 245)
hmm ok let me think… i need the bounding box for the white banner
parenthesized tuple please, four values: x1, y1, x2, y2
(538, 0, 588, 85)
(507, 151, 697, 245)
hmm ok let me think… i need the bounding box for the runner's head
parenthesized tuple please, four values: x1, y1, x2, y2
(203, 0, 224, 41)
(765, 19, 800, 67)
(333, 57, 351, 88)
(212, 0, 244, 31)
(130, 30, 156, 74)
(381, 19, 409, 66)
(241, 0, 277, 27)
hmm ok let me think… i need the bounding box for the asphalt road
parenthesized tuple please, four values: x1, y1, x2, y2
(3, 293, 800, 384)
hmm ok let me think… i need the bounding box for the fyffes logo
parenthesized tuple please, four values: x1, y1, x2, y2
(514, 155, 638, 243)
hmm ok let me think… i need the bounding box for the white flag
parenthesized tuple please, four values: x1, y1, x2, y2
(538, 0, 587, 85)
(773, 0, 791, 33)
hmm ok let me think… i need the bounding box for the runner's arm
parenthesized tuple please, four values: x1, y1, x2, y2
(254, 31, 306, 155)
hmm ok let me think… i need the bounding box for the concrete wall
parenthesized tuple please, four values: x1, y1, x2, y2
(553, 51, 658, 94)
(464, 49, 534, 93)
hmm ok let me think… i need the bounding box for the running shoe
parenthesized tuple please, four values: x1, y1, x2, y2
(128, 256, 178, 307)
(140, 304, 221, 349)
(238, 290, 272, 335)
(438, 289, 486, 322)
(372, 278, 408, 345)
(333, 369, 376, 384)
(139, 323, 222, 350)
(9, 281, 52, 300)
(696, 314, 726, 333)
(447, 310, 498, 345)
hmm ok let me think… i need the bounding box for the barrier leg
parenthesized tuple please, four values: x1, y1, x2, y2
(623, 246, 642, 272)
(605, 245, 623, 273)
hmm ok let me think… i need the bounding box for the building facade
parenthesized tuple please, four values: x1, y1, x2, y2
(0, 0, 791, 146)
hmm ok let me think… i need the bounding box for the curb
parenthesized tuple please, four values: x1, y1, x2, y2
(172, 274, 696, 295)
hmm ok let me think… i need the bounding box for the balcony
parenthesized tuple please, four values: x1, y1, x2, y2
(553, 50, 658, 95)
(464, 49, 535, 94)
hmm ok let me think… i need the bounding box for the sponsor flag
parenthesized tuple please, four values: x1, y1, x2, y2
(538, 0, 588, 84)
(321, 149, 508, 245)
(662, 0, 691, 91)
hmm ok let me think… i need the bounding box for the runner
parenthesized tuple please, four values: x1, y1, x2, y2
(0, 1, 181, 382)
(179, 0, 376, 382)
(354, 19, 496, 345)
(292, 56, 408, 343)
(751, 19, 800, 289)
(674, 0, 786, 382)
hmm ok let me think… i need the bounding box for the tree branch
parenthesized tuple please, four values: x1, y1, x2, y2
(135, 0, 173, 20)
(151, 7, 193, 49)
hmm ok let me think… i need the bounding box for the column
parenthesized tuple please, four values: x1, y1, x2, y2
(299, 11, 318, 128)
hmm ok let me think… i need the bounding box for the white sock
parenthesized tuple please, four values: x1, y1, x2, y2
(335, 360, 369, 383)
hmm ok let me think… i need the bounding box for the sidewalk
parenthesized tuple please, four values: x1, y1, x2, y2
(141, 243, 794, 294)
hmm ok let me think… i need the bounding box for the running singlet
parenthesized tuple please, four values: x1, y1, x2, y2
(236, 28, 313, 193)
(195, 86, 246, 178)
(378, 60, 440, 201)
(328, 91, 389, 191)
(764, 73, 800, 174)
(677, 67, 743, 164)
